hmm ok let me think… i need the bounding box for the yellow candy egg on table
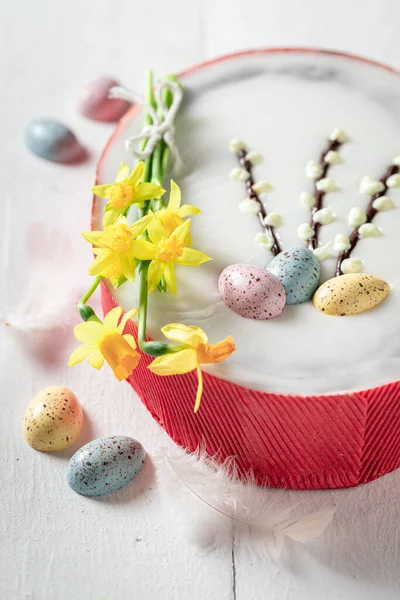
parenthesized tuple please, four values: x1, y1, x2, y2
(23, 386, 83, 451)
(313, 274, 390, 316)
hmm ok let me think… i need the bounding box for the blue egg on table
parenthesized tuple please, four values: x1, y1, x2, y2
(267, 247, 321, 305)
(66, 436, 146, 497)
(25, 119, 84, 163)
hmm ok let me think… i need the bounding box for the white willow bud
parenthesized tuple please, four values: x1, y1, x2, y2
(329, 128, 349, 143)
(324, 150, 342, 165)
(348, 207, 367, 228)
(254, 232, 274, 250)
(297, 223, 315, 240)
(359, 176, 385, 196)
(313, 207, 335, 225)
(305, 160, 323, 180)
(299, 192, 316, 209)
(341, 258, 363, 274)
(239, 198, 260, 215)
(333, 233, 351, 252)
(252, 180, 273, 195)
(264, 212, 283, 227)
(316, 177, 337, 193)
(229, 167, 249, 182)
(386, 174, 400, 188)
(246, 151, 264, 165)
(358, 223, 381, 238)
(229, 139, 247, 153)
(372, 196, 396, 211)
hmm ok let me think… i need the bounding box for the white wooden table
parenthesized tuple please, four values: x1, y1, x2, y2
(2, 1, 400, 598)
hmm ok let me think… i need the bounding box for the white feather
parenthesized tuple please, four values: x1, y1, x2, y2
(1, 222, 85, 331)
(156, 447, 335, 558)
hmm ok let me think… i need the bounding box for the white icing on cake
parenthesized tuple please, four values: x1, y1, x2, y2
(95, 51, 400, 395)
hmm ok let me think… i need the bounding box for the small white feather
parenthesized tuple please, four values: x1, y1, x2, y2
(1, 223, 86, 331)
(157, 447, 335, 559)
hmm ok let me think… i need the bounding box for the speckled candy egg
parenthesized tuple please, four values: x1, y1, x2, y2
(23, 386, 83, 451)
(66, 436, 146, 497)
(267, 247, 321, 305)
(313, 273, 390, 316)
(78, 76, 131, 122)
(25, 119, 84, 163)
(218, 264, 286, 319)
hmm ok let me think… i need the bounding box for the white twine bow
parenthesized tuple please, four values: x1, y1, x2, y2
(109, 81, 183, 170)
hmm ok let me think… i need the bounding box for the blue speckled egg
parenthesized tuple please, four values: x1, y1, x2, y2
(25, 119, 84, 163)
(267, 247, 321, 305)
(66, 436, 146, 497)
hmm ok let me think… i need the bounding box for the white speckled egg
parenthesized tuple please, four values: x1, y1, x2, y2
(313, 274, 390, 316)
(218, 263, 286, 319)
(23, 386, 83, 451)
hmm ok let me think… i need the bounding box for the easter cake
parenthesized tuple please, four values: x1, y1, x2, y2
(85, 49, 400, 490)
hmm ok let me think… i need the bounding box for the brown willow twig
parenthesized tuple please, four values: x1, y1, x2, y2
(236, 149, 282, 256)
(335, 163, 399, 276)
(308, 139, 342, 250)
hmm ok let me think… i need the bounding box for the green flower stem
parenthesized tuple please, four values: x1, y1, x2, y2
(78, 276, 103, 322)
(80, 276, 103, 305)
(136, 71, 181, 356)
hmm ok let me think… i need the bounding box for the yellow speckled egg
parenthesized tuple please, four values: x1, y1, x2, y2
(23, 386, 83, 451)
(313, 273, 390, 316)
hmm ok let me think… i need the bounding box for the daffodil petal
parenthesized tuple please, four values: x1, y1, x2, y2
(172, 219, 191, 242)
(133, 183, 165, 204)
(175, 248, 211, 266)
(148, 348, 198, 375)
(194, 366, 203, 413)
(115, 162, 130, 182)
(82, 230, 108, 247)
(168, 180, 181, 211)
(103, 307, 123, 332)
(103, 208, 122, 227)
(120, 252, 136, 282)
(131, 239, 156, 260)
(163, 262, 177, 294)
(92, 184, 113, 198)
(127, 161, 145, 187)
(147, 215, 165, 244)
(118, 309, 139, 333)
(177, 204, 201, 218)
(129, 214, 153, 238)
(68, 344, 93, 366)
(161, 323, 208, 345)
(123, 333, 137, 349)
(74, 321, 105, 344)
(88, 251, 121, 278)
(147, 260, 164, 293)
(88, 349, 105, 370)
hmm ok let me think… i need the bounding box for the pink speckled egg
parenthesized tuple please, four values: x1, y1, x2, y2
(79, 76, 131, 122)
(218, 264, 286, 320)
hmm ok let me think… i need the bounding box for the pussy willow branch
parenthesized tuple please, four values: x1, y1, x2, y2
(308, 139, 342, 250)
(235, 149, 282, 256)
(335, 163, 399, 276)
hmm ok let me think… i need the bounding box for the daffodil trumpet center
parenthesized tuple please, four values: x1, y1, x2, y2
(156, 235, 184, 261)
(109, 182, 133, 208)
(105, 224, 133, 252)
(99, 332, 140, 381)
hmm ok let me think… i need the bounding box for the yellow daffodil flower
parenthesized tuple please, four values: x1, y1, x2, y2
(148, 324, 236, 412)
(92, 162, 165, 226)
(68, 307, 140, 381)
(147, 180, 200, 244)
(131, 219, 211, 294)
(82, 215, 152, 285)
